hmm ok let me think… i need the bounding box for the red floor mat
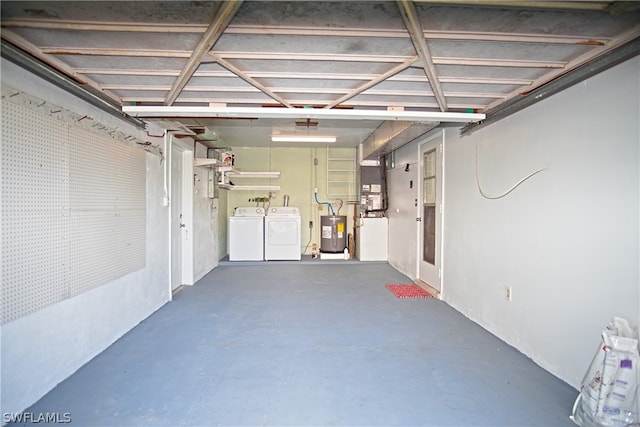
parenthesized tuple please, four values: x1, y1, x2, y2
(386, 283, 434, 298)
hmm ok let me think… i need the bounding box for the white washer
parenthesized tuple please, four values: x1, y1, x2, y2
(264, 206, 301, 261)
(228, 206, 265, 261)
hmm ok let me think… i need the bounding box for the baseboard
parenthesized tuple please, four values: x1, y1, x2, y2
(414, 279, 441, 299)
(172, 285, 186, 297)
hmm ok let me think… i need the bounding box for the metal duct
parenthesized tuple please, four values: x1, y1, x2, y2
(360, 120, 438, 161)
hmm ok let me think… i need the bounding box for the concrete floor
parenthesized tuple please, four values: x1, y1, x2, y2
(12, 263, 578, 426)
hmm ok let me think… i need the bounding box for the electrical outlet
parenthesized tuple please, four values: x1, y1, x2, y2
(309, 221, 313, 229)
(318, 205, 323, 211)
(505, 286, 512, 302)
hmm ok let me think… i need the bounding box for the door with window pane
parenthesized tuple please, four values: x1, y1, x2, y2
(418, 133, 442, 292)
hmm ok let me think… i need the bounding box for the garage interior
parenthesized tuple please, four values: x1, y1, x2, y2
(1, 1, 639, 425)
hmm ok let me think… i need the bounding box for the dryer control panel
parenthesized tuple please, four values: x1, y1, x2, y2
(234, 207, 265, 217)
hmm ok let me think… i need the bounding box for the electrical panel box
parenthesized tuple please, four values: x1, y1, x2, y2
(360, 165, 386, 217)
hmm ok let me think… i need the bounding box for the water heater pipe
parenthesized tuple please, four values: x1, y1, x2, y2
(314, 188, 335, 216)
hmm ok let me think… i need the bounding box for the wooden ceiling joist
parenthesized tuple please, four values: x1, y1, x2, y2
(397, 0, 447, 111)
(164, 0, 243, 106)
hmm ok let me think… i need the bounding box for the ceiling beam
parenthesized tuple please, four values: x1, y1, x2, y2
(40, 47, 191, 57)
(324, 56, 419, 109)
(437, 76, 532, 85)
(208, 53, 294, 108)
(122, 105, 485, 123)
(76, 69, 182, 76)
(106, 82, 507, 99)
(214, 52, 567, 68)
(164, 0, 243, 106)
(73, 68, 533, 86)
(217, 51, 415, 63)
(397, 0, 447, 111)
(1, 19, 206, 33)
(41, 47, 413, 63)
(4, 19, 612, 46)
(51, 47, 566, 69)
(412, 0, 611, 11)
(224, 26, 610, 45)
(435, 57, 566, 68)
(121, 97, 485, 110)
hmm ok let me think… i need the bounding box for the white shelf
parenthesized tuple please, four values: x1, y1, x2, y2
(219, 184, 281, 191)
(194, 158, 226, 167)
(217, 167, 280, 191)
(226, 170, 280, 179)
(327, 147, 356, 198)
(172, 159, 283, 191)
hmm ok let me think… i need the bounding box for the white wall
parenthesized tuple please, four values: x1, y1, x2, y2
(1, 59, 170, 415)
(386, 57, 639, 388)
(443, 57, 639, 388)
(224, 147, 357, 258)
(217, 184, 229, 261)
(193, 144, 219, 280)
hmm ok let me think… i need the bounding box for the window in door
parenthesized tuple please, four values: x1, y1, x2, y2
(423, 148, 436, 265)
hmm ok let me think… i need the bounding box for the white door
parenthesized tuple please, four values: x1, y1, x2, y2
(170, 145, 184, 291)
(418, 133, 443, 292)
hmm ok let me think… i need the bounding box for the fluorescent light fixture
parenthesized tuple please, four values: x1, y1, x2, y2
(271, 135, 336, 143)
(122, 106, 485, 123)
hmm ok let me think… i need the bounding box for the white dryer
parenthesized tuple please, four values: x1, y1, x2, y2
(264, 206, 301, 261)
(228, 206, 265, 261)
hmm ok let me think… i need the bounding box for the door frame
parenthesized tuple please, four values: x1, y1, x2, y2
(169, 135, 194, 297)
(416, 130, 444, 294)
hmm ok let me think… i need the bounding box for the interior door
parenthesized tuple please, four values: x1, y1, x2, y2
(418, 133, 443, 292)
(170, 145, 184, 291)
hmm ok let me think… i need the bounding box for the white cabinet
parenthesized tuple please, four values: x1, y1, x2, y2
(356, 217, 388, 261)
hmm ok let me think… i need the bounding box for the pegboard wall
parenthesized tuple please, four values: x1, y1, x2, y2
(1, 99, 146, 325)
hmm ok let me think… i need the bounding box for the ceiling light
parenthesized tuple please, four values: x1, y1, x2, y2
(271, 135, 336, 143)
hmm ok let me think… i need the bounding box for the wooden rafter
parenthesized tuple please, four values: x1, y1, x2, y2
(164, 0, 243, 106)
(225, 26, 611, 45)
(40, 47, 191, 57)
(0, 19, 205, 32)
(3, 1, 636, 120)
(208, 53, 294, 108)
(73, 68, 533, 86)
(42, 47, 568, 70)
(397, 0, 447, 111)
(325, 57, 419, 109)
(215, 52, 415, 62)
(411, 0, 612, 11)
(3, 19, 611, 46)
(92, 83, 509, 100)
(435, 57, 566, 68)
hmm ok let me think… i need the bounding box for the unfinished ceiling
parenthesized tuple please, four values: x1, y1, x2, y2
(2, 1, 639, 151)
